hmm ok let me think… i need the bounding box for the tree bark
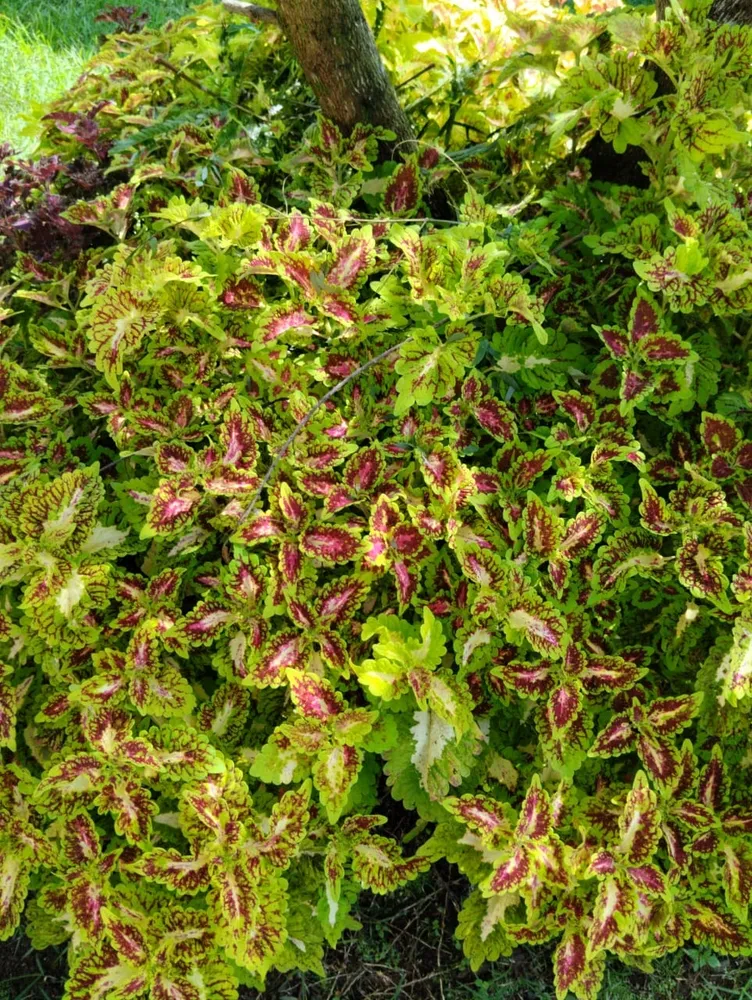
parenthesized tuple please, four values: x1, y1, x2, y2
(656, 0, 751, 22)
(273, 0, 415, 153)
(708, 0, 752, 22)
(222, 1, 279, 23)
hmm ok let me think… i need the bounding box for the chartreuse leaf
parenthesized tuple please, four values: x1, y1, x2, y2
(394, 328, 479, 415)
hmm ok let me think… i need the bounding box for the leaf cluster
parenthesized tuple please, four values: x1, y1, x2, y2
(0, 1, 751, 998)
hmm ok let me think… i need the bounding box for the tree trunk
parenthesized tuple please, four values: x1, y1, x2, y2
(222, 0, 279, 22)
(708, 0, 752, 22)
(274, 0, 415, 153)
(656, 0, 751, 22)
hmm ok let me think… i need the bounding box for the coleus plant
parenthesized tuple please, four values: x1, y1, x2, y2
(0, 0, 751, 997)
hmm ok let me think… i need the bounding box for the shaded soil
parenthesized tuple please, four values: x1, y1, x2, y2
(4, 869, 752, 1000)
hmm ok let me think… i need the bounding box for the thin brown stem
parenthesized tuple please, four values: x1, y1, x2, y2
(153, 56, 262, 119)
(228, 233, 583, 533)
(233, 338, 411, 529)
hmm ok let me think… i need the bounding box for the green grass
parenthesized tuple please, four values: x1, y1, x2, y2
(0, 0, 194, 154)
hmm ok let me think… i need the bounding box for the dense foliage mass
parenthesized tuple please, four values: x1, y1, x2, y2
(0, 0, 752, 997)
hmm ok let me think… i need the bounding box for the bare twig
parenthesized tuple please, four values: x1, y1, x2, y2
(233, 338, 411, 530)
(438, 886, 448, 1000)
(153, 56, 262, 119)
(221, 0, 279, 22)
(396, 63, 436, 91)
(519, 231, 584, 277)
(227, 233, 585, 535)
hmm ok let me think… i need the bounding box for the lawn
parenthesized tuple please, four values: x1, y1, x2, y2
(0, 0, 194, 154)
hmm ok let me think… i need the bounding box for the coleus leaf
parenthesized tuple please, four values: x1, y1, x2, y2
(482, 776, 567, 897)
(383, 157, 422, 217)
(68, 874, 109, 941)
(246, 781, 311, 869)
(718, 611, 752, 706)
(558, 512, 605, 560)
(127, 847, 211, 895)
(463, 374, 518, 442)
(0, 669, 23, 752)
(545, 683, 582, 735)
(592, 529, 664, 595)
(579, 653, 646, 693)
(617, 771, 661, 864)
(95, 778, 157, 843)
(287, 669, 344, 722)
(454, 889, 515, 972)
(64, 941, 148, 1000)
(299, 525, 361, 564)
(34, 754, 106, 813)
(590, 695, 701, 789)
(554, 930, 605, 1000)
(516, 774, 554, 841)
(141, 475, 202, 538)
(443, 794, 514, 848)
(312, 744, 363, 824)
(676, 538, 730, 606)
(685, 899, 751, 955)
(700, 411, 740, 456)
(485, 846, 530, 894)
(101, 907, 149, 965)
(0, 848, 32, 941)
(84, 286, 160, 387)
(60, 811, 101, 867)
(350, 834, 430, 894)
(210, 860, 287, 975)
(0, 358, 62, 424)
(409, 708, 477, 801)
(327, 229, 376, 290)
(17, 464, 103, 554)
(639, 481, 682, 535)
(394, 329, 478, 415)
(588, 875, 635, 952)
(197, 683, 251, 747)
(504, 592, 568, 657)
(248, 632, 307, 688)
(523, 492, 562, 559)
(721, 840, 752, 919)
(646, 693, 704, 735)
(492, 658, 553, 698)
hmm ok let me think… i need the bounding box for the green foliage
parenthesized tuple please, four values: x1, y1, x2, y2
(0, 0, 751, 998)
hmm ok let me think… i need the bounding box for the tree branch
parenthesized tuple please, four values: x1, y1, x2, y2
(274, 0, 415, 154)
(221, 0, 280, 23)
